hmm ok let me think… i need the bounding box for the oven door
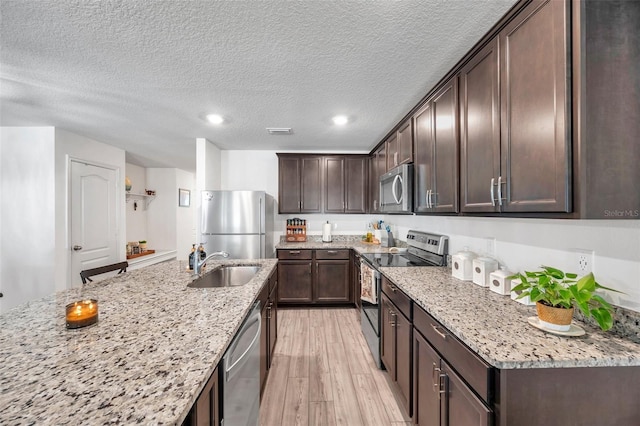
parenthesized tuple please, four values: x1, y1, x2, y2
(360, 258, 382, 368)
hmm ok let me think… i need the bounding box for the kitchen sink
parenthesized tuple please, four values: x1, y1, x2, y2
(187, 265, 261, 288)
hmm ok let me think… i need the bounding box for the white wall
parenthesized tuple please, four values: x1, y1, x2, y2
(146, 168, 178, 251)
(386, 215, 640, 312)
(0, 127, 56, 313)
(176, 168, 196, 259)
(195, 138, 222, 240)
(54, 128, 126, 292)
(146, 168, 195, 260)
(125, 163, 148, 242)
(221, 150, 279, 195)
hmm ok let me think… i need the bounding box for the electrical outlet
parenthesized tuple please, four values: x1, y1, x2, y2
(569, 249, 594, 275)
(485, 238, 496, 256)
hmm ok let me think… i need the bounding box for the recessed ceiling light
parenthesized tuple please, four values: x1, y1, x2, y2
(332, 115, 349, 125)
(206, 114, 224, 125)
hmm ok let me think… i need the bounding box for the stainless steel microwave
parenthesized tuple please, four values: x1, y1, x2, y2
(379, 164, 413, 214)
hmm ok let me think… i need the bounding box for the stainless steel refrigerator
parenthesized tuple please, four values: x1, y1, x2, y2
(201, 190, 275, 259)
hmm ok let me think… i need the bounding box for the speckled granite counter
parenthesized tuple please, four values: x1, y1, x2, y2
(380, 266, 640, 370)
(0, 258, 277, 425)
(276, 234, 404, 254)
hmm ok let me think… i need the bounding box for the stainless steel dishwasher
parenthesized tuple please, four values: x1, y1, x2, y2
(222, 301, 261, 426)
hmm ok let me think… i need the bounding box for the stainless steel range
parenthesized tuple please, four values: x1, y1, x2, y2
(360, 230, 448, 368)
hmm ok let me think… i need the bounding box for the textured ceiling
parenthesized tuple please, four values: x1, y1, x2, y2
(1, 0, 517, 171)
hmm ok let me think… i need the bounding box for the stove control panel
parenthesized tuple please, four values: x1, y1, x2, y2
(406, 230, 448, 256)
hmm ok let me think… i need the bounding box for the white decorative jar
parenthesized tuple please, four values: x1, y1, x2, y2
(472, 257, 499, 287)
(489, 267, 513, 295)
(451, 248, 477, 281)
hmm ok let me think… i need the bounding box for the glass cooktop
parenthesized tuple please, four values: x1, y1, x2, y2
(361, 252, 433, 268)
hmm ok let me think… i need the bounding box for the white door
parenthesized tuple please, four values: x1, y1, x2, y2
(70, 160, 119, 287)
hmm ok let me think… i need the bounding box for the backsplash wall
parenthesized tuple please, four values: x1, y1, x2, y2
(387, 215, 640, 313)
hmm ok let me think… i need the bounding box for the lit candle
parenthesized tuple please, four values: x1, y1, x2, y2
(66, 299, 99, 329)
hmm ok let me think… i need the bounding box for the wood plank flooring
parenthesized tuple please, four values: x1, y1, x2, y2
(260, 308, 411, 426)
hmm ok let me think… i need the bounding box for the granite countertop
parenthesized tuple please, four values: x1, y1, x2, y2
(0, 258, 277, 425)
(276, 235, 405, 254)
(380, 266, 640, 370)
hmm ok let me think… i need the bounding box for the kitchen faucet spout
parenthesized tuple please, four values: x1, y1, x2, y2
(194, 250, 229, 276)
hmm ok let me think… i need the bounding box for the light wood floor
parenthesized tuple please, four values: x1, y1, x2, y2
(260, 308, 411, 426)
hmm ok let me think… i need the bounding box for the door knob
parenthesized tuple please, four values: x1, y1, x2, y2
(73, 245, 83, 251)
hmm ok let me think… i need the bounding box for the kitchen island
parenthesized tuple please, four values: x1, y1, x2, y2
(0, 258, 277, 425)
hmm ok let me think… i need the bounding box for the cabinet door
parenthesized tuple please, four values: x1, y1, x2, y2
(413, 332, 441, 426)
(380, 294, 396, 380)
(500, 0, 570, 212)
(370, 145, 386, 212)
(386, 133, 399, 170)
(431, 77, 459, 213)
(443, 362, 492, 426)
(345, 156, 368, 213)
(315, 260, 350, 303)
(413, 102, 434, 213)
(301, 156, 323, 213)
(397, 119, 413, 166)
(325, 157, 345, 213)
(191, 366, 219, 426)
(278, 157, 301, 213)
(460, 37, 501, 213)
(277, 261, 313, 304)
(396, 310, 412, 416)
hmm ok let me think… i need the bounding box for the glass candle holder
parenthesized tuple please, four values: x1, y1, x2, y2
(66, 299, 99, 329)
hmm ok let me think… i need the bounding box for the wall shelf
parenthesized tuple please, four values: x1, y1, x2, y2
(125, 192, 155, 209)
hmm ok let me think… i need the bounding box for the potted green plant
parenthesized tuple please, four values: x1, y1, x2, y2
(139, 240, 147, 251)
(510, 266, 620, 331)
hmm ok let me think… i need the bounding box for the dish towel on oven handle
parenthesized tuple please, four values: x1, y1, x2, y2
(360, 260, 377, 304)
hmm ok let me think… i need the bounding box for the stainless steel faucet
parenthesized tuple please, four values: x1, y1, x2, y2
(193, 250, 230, 276)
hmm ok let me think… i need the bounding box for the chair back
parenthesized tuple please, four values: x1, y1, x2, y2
(80, 261, 129, 284)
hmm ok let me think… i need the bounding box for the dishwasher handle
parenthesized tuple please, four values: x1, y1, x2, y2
(225, 306, 261, 382)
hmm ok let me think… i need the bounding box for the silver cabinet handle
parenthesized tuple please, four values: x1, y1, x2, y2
(327, 250, 338, 254)
(498, 175, 504, 206)
(289, 250, 301, 254)
(432, 363, 441, 393)
(73, 245, 83, 251)
(389, 310, 397, 327)
(431, 323, 447, 340)
(373, 200, 378, 211)
(490, 177, 496, 206)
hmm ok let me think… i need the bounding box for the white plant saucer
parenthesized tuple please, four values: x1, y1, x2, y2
(527, 316, 586, 337)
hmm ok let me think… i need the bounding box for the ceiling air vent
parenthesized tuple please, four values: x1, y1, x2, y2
(266, 128, 293, 135)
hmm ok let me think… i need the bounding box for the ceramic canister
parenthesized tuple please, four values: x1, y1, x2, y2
(489, 267, 513, 295)
(472, 257, 499, 287)
(451, 249, 477, 281)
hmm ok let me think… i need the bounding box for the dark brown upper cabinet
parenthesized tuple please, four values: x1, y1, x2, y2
(325, 156, 368, 214)
(369, 144, 386, 213)
(498, 0, 571, 213)
(386, 119, 413, 171)
(460, 38, 501, 213)
(460, 0, 570, 213)
(413, 76, 460, 214)
(277, 154, 323, 214)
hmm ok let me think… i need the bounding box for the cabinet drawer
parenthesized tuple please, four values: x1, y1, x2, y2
(381, 276, 411, 320)
(277, 249, 313, 260)
(414, 304, 492, 403)
(315, 249, 350, 260)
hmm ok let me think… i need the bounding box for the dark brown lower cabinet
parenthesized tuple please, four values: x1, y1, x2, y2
(277, 249, 352, 305)
(182, 366, 219, 426)
(413, 330, 491, 426)
(277, 260, 313, 303)
(380, 293, 412, 417)
(261, 270, 279, 396)
(315, 259, 350, 303)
